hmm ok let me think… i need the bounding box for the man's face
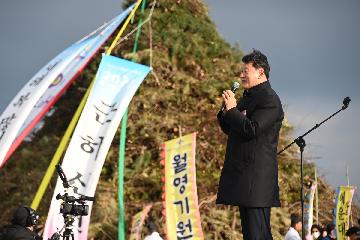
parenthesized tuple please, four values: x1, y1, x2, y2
(295, 221, 302, 232)
(240, 62, 264, 90)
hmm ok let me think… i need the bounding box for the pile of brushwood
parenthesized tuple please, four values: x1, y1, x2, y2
(0, 1, 358, 239)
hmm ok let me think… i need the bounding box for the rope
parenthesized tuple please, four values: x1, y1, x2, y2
(113, 1, 156, 48)
(114, 1, 160, 85)
(148, 5, 160, 85)
(106, 0, 144, 55)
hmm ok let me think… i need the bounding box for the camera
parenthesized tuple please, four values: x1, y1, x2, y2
(56, 193, 90, 216)
(60, 202, 88, 216)
(48, 165, 95, 240)
(54, 164, 94, 217)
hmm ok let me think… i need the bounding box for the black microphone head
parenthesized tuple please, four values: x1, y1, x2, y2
(342, 96, 351, 109)
(343, 96, 351, 106)
(231, 82, 240, 93)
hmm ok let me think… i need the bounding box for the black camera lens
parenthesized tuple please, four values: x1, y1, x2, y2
(72, 204, 89, 216)
(60, 203, 89, 216)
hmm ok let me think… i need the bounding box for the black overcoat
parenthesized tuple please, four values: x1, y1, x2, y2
(216, 81, 284, 207)
(1, 224, 41, 240)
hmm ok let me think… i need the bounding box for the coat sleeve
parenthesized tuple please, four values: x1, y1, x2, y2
(223, 93, 282, 139)
(217, 110, 230, 135)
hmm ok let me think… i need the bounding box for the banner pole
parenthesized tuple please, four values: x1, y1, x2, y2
(118, 1, 146, 240)
(315, 167, 319, 225)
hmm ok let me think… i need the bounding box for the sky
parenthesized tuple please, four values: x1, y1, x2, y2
(204, 0, 360, 198)
(0, 1, 359, 199)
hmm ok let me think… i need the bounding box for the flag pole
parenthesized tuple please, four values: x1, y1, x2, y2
(117, 1, 146, 240)
(315, 167, 319, 225)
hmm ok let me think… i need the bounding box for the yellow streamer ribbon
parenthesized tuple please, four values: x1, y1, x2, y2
(31, 0, 143, 210)
(31, 80, 95, 210)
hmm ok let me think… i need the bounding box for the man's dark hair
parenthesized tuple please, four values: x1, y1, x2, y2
(290, 213, 301, 227)
(147, 221, 158, 233)
(242, 49, 270, 79)
(326, 223, 335, 234)
(11, 205, 39, 227)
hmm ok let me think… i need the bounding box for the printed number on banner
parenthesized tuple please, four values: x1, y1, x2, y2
(101, 71, 129, 86)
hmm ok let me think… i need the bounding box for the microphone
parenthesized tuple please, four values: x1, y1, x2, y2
(342, 96, 351, 110)
(221, 82, 240, 111)
(56, 164, 70, 188)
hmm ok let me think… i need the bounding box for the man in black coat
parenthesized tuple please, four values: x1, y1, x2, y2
(1, 205, 41, 240)
(217, 49, 284, 240)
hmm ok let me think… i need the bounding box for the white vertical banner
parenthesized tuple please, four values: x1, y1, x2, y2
(43, 55, 150, 240)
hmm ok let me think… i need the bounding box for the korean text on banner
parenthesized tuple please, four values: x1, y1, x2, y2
(0, 42, 87, 168)
(0, 5, 134, 168)
(334, 186, 356, 239)
(129, 205, 152, 240)
(161, 133, 204, 240)
(43, 55, 150, 240)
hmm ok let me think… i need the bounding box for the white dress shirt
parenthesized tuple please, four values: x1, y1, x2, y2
(144, 232, 164, 240)
(284, 227, 301, 240)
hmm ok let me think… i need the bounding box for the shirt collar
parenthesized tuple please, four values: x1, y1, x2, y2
(243, 80, 270, 97)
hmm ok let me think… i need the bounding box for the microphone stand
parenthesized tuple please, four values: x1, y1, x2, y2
(277, 97, 351, 240)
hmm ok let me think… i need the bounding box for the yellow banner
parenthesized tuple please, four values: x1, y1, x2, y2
(335, 186, 356, 239)
(129, 204, 152, 240)
(160, 133, 204, 240)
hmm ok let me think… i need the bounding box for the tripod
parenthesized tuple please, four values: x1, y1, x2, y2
(49, 215, 76, 240)
(62, 229, 74, 240)
(278, 97, 351, 239)
(62, 216, 75, 240)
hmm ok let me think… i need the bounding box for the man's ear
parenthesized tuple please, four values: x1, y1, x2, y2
(257, 68, 265, 78)
(260, 68, 265, 75)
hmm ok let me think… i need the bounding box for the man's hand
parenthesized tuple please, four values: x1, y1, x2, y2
(222, 90, 237, 111)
